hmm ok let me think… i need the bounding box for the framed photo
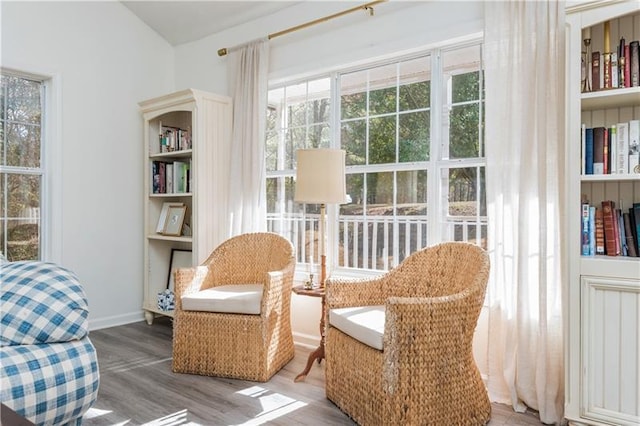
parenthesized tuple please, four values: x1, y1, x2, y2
(156, 202, 183, 233)
(163, 205, 186, 236)
(166, 249, 192, 291)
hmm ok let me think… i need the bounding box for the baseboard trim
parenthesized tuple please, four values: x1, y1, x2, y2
(89, 311, 145, 331)
(292, 331, 320, 348)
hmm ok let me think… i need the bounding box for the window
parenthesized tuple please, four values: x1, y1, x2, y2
(266, 41, 485, 272)
(0, 72, 44, 261)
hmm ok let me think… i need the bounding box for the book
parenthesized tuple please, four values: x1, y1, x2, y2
(623, 212, 637, 257)
(589, 206, 596, 256)
(592, 51, 600, 91)
(631, 40, 640, 87)
(592, 126, 605, 174)
(595, 208, 605, 255)
(630, 206, 639, 256)
(603, 52, 611, 89)
(625, 43, 631, 88)
(603, 127, 609, 175)
(629, 119, 640, 173)
(616, 122, 629, 174)
(617, 209, 627, 256)
(611, 52, 619, 88)
(585, 127, 594, 174)
(582, 203, 591, 256)
(601, 200, 620, 256)
(634, 203, 640, 253)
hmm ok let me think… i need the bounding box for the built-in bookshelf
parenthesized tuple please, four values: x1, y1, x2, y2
(566, 2, 640, 426)
(139, 89, 232, 325)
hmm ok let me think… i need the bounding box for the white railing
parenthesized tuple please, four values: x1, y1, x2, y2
(267, 213, 487, 272)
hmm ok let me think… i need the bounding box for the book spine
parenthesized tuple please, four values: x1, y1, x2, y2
(616, 122, 629, 174)
(634, 203, 640, 253)
(603, 52, 611, 89)
(630, 206, 639, 256)
(582, 203, 591, 256)
(617, 209, 627, 256)
(152, 161, 160, 194)
(623, 212, 638, 257)
(629, 120, 640, 173)
(603, 127, 609, 175)
(611, 52, 619, 88)
(585, 127, 594, 174)
(602, 200, 620, 256)
(592, 51, 600, 91)
(592, 127, 605, 174)
(618, 37, 626, 88)
(631, 41, 640, 87)
(595, 207, 606, 255)
(625, 44, 631, 88)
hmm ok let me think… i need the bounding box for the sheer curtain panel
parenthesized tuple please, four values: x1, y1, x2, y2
(227, 40, 269, 236)
(484, 1, 565, 424)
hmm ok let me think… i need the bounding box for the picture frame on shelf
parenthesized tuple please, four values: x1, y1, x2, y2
(156, 202, 184, 233)
(166, 249, 192, 291)
(163, 205, 187, 236)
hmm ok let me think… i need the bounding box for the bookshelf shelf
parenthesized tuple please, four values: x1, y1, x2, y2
(581, 86, 640, 110)
(566, 3, 640, 426)
(140, 89, 232, 326)
(580, 173, 640, 182)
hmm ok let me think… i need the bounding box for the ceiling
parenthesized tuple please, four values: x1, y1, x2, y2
(121, 1, 302, 46)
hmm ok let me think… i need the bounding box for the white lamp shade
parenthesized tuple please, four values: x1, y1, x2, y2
(295, 149, 348, 204)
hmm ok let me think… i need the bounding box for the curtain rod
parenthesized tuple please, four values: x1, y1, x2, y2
(217, 0, 387, 57)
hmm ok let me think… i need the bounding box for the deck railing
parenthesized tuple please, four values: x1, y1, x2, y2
(267, 213, 487, 271)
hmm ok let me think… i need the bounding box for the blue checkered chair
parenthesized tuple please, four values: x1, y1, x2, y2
(1, 261, 100, 425)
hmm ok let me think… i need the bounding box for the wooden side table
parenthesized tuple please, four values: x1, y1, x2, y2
(292, 285, 326, 382)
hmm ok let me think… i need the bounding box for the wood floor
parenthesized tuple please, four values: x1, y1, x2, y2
(82, 317, 544, 425)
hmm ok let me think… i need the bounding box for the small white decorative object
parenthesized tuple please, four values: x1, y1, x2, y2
(157, 289, 175, 311)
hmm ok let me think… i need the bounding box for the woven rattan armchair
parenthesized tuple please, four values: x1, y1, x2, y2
(325, 242, 491, 425)
(172, 232, 295, 382)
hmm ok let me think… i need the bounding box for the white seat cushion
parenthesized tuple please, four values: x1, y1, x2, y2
(181, 284, 263, 315)
(329, 305, 385, 350)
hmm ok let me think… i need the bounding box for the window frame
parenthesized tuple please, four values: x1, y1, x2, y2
(1, 67, 59, 262)
(265, 37, 485, 277)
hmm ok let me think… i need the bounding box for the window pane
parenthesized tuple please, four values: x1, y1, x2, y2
(399, 111, 429, 162)
(369, 116, 396, 165)
(397, 170, 427, 211)
(445, 166, 486, 249)
(1, 173, 41, 261)
(341, 120, 366, 166)
(366, 171, 393, 209)
(4, 75, 41, 125)
(449, 103, 480, 159)
(399, 56, 431, 111)
(452, 71, 480, 103)
(342, 173, 363, 216)
(341, 70, 368, 120)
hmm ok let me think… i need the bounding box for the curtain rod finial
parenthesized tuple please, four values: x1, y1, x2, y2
(218, 47, 228, 57)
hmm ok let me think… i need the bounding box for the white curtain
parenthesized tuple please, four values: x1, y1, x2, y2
(484, 1, 565, 424)
(227, 40, 269, 236)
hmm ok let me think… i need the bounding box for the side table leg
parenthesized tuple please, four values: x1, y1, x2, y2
(294, 344, 325, 382)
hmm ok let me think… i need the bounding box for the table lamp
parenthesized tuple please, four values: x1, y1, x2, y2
(294, 148, 348, 288)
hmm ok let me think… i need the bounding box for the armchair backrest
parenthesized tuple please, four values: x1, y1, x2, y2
(202, 232, 295, 285)
(383, 242, 489, 299)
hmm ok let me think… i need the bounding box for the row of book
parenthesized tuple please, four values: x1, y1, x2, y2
(584, 38, 639, 92)
(582, 200, 640, 257)
(159, 123, 191, 153)
(151, 160, 191, 194)
(581, 120, 640, 175)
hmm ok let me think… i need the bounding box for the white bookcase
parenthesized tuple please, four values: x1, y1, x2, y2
(139, 89, 232, 325)
(566, 2, 640, 425)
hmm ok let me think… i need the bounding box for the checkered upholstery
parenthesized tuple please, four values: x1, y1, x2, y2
(1, 261, 99, 425)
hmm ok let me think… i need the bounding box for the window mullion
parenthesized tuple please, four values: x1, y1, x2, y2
(428, 50, 443, 246)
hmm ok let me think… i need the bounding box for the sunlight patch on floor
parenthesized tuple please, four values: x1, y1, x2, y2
(99, 356, 173, 373)
(83, 408, 113, 419)
(232, 386, 307, 426)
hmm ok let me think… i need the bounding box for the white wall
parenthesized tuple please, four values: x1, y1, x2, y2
(1, 1, 174, 329)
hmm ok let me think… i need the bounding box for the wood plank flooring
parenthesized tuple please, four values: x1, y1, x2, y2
(82, 317, 544, 425)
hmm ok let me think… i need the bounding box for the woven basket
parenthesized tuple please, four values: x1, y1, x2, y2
(325, 242, 491, 425)
(172, 232, 295, 382)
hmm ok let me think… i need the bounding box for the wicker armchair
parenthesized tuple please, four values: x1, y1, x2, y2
(325, 242, 491, 425)
(172, 232, 295, 382)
